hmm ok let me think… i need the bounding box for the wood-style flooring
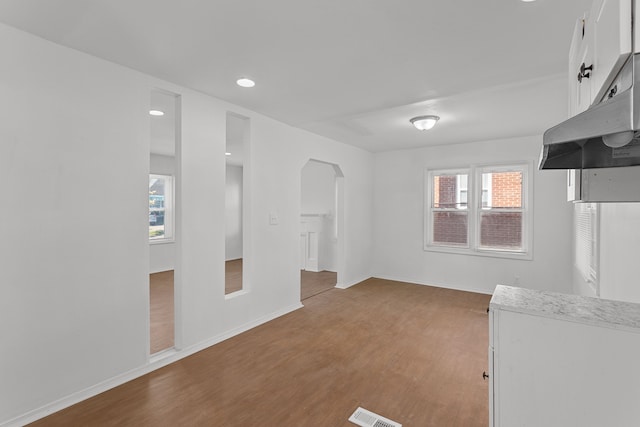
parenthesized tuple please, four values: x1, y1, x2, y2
(150, 266, 335, 354)
(225, 259, 243, 294)
(301, 269, 337, 300)
(149, 270, 174, 354)
(31, 278, 491, 427)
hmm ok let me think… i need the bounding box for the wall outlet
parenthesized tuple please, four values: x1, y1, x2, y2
(269, 212, 279, 225)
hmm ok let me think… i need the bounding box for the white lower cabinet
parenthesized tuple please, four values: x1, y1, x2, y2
(489, 285, 640, 427)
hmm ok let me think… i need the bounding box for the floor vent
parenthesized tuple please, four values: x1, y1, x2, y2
(348, 407, 402, 427)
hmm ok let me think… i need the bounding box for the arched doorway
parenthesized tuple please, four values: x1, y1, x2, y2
(300, 159, 344, 301)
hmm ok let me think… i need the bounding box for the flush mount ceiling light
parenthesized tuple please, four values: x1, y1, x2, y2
(236, 78, 255, 88)
(149, 110, 164, 116)
(410, 115, 440, 130)
(225, 152, 231, 156)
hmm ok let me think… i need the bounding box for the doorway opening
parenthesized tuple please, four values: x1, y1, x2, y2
(225, 112, 250, 295)
(300, 159, 344, 300)
(149, 89, 179, 355)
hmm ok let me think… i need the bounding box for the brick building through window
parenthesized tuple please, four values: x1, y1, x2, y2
(426, 165, 529, 256)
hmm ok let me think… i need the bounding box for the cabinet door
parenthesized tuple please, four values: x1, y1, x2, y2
(495, 310, 640, 427)
(488, 309, 496, 426)
(569, 13, 594, 116)
(576, 43, 593, 114)
(488, 345, 495, 427)
(590, 0, 632, 104)
(568, 15, 588, 117)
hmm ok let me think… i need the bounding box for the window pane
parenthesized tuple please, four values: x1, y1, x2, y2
(483, 171, 522, 209)
(575, 203, 598, 283)
(433, 211, 468, 246)
(149, 177, 166, 239)
(479, 211, 522, 250)
(433, 173, 468, 209)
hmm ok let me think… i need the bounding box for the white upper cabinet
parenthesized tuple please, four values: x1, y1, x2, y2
(568, 0, 632, 117)
(590, 0, 632, 104)
(568, 14, 591, 117)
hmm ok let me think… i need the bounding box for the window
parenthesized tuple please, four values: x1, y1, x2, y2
(575, 203, 599, 292)
(149, 174, 174, 241)
(425, 164, 531, 258)
(431, 170, 469, 247)
(456, 174, 468, 207)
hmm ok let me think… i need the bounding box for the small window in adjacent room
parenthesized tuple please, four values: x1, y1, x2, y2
(149, 174, 174, 241)
(425, 163, 531, 259)
(575, 202, 599, 290)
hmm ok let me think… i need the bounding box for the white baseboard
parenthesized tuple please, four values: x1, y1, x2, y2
(2, 302, 303, 427)
(371, 274, 495, 295)
(335, 275, 371, 290)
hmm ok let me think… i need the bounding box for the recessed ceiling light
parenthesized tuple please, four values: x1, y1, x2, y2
(149, 110, 164, 116)
(236, 78, 255, 88)
(225, 152, 231, 156)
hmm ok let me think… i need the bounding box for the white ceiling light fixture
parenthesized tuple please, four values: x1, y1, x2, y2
(410, 115, 440, 131)
(225, 152, 231, 156)
(236, 77, 255, 88)
(149, 110, 165, 116)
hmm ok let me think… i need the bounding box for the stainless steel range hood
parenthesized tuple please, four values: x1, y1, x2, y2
(540, 54, 640, 170)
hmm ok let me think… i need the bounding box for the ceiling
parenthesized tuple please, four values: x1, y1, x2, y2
(150, 90, 176, 157)
(226, 113, 248, 166)
(0, 0, 593, 152)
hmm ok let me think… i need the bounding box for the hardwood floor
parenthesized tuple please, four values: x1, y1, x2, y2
(226, 263, 336, 299)
(151, 261, 244, 354)
(30, 278, 491, 427)
(149, 271, 174, 354)
(149, 267, 332, 355)
(225, 258, 243, 294)
(300, 269, 337, 300)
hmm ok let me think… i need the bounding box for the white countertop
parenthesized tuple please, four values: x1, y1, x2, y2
(490, 285, 640, 332)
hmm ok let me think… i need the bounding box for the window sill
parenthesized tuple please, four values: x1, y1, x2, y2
(225, 289, 249, 300)
(424, 244, 532, 261)
(149, 238, 175, 245)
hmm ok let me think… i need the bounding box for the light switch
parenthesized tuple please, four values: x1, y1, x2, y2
(269, 212, 279, 225)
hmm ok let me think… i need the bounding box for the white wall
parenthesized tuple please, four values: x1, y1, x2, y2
(150, 154, 176, 273)
(225, 165, 243, 261)
(372, 136, 574, 295)
(301, 161, 337, 271)
(301, 161, 336, 215)
(0, 24, 149, 424)
(0, 23, 374, 426)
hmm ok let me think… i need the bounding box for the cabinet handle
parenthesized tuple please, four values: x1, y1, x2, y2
(578, 63, 593, 83)
(483, 371, 489, 380)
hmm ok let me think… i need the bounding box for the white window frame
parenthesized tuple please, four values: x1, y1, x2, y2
(426, 168, 471, 249)
(481, 172, 492, 208)
(456, 174, 468, 209)
(424, 163, 533, 260)
(149, 173, 174, 244)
